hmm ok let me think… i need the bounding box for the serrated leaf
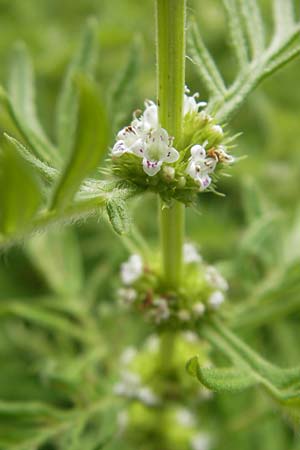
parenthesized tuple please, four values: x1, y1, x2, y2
(26, 228, 84, 295)
(106, 197, 130, 235)
(0, 138, 42, 235)
(5, 44, 60, 166)
(56, 18, 99, 158)
(51, 74, 109, 210)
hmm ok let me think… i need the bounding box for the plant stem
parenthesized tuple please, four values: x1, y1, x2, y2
(156, 0, 186, 288)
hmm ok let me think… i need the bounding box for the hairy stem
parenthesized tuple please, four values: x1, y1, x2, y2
(156, 0, 186, 288)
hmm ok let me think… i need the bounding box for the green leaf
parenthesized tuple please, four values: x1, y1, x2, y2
(56, 18, 99, 158)
(222, 0, 249, 68)
(187, 358, 256, 392)
(196, 318, 300, 424)
(0, 301, 89, 342)
(241, 177, 265, 224)
(4, 133, 58, 183)
(273, 0, 295, 38)
(191, 1, 300, 121)
(239, 0, 265, 58)
(0, 137, 42, 236)
(106, 197, 131, 235)
(26, 228, 84, 295)
(0, 400, 67, 449)
(189, 20, 226, 98)
(109, 37, 141, 134)
(51, 74, 109, 210)
(5, 44, 60, 166)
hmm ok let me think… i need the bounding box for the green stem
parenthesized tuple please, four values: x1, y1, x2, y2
(156, 0, 186, 288)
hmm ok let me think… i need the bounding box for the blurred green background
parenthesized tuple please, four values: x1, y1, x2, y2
(0, 0, 300, 449)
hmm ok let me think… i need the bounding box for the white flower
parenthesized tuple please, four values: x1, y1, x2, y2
(132, 127, 179, 176)
(151, 298, 170, 323)
(208, 290, 225, 309)
(118, 287, 137, 305)
(112, 126, 144, 156)
(182, 331, 198, 342)
(121, 254, 143, 285)
(205, 266, 228, 291)
(184, 93, 207, 115)
(120, 347, 137, 365)
(191, 433, 212, 450)
(138, 387, 159, 406)
(193, 302, 206, 317)
(141, 100, 158, 131)
(176, 408, 196, 427)
(112, 89, 208, 177)
(186, 143, 217, 191)
(184, 243, 202, 264)
(114, 370, 141, 396)
(145, 334, 160, 352)
(184, 86, 207, 114)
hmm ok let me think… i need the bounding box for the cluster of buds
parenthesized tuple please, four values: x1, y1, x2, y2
(111, 87, 235, 204)
(117, 243, 229, 328)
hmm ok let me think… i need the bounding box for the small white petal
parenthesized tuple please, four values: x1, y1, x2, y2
(182, 331, 198, 342)
(138, 387, 159, 406)
(205, 266, 228, 291)
(131, 139, 145, 158)
(121, 254, 143, 285)
(203, 157, 217, 173)
(191, 433, 211, 450)
(208, 290, 225, 309)
(199, 175, 212, 191)
(184, 243, 202, 263)
(117, 126, 137, 143)
(142, 158, 162, 176)
(120, 347, 137, 365)
(163, 146, 179, 163)
(112, 140, 127, 156)
(176, 408, 196, 427)
(186, 160, 198, 179)
(191, 144, 206, 160)
(143, 102, 158, 129)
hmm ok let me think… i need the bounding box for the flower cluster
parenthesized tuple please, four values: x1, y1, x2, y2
(111, 87, 235, 203)
(114, 333, 212, 450)
(117, 243, 229, 327)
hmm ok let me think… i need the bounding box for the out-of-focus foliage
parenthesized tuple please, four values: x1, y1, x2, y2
(0, 0, 300, 449)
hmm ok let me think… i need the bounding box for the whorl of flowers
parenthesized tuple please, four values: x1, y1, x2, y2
(111, 87, 235, 204)
(114, 333, 213, 450)
(117, 243, 229, 328)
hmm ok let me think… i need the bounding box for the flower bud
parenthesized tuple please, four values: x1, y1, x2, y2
(162, 165, 175, 182)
